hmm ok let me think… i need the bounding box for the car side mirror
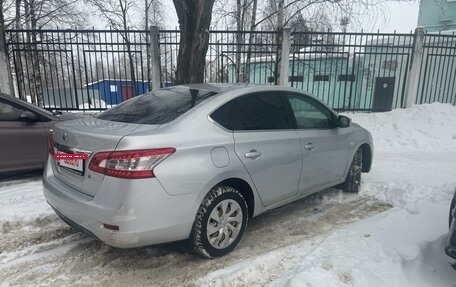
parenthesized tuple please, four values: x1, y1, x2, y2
(338, 115, 351, 128)
(20, 110, 39, 122)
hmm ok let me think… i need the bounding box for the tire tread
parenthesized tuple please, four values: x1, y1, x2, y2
(191, 186, 248, 258)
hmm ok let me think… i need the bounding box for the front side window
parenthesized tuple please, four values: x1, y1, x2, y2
(286, 94, 335, 129)
(237, 93, 291, 130)
(0, 100, 24, 121)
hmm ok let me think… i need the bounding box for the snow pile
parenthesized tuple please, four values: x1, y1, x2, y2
(270, 201, 454, 287)
(348, 103, 456, 151)
(78, 99, 111, 110)
(0, 180, 55, 231)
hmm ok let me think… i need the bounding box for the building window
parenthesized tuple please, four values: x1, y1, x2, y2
(288, 76, 304, 82)
(338, 74, 356, 82)
(267, 76, 275, 83)
(110, 85, 117, 92)
(314, 75, 330, 82)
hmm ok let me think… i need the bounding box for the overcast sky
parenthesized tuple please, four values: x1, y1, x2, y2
(160, 0, 420, 33)
(377, 1, 420, 32)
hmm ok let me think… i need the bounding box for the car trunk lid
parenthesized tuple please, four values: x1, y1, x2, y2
(51, 117, 159, 197)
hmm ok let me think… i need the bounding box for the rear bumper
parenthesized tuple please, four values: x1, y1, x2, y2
(42, 160, 198, 248)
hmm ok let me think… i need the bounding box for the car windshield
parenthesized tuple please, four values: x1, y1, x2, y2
(95, 86, 218, 125)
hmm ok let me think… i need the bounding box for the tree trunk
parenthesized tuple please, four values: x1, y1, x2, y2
(243, 0, 258, 83)
(30, 1, 43, 106)
(145, 0, 152, 91)
(172, 0, 216, 84)
(126, 38, 138, 96)
(13, 0, 25, 99)
(0, 0, 13, 95)
(0, 0, 4, 30)
(274, 0, 284, 85)
(15, 0, 21, 29)
(235, 0, 242, 83)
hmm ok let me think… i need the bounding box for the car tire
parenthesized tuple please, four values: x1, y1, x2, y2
(339, 148, 363, 193)
(190, 186, 248, 258)
(449, 199, 455, 229)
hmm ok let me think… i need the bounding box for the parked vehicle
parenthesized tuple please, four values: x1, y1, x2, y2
(0, 93, 80, 174)
(43, 84, 373, 258)
(446, 188, 456, 260)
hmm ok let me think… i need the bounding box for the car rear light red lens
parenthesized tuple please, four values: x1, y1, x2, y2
(88, 148, 175, 179)
(48, 132, 55, 155)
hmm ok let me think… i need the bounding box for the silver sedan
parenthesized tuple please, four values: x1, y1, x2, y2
(43, 84, 373, 258)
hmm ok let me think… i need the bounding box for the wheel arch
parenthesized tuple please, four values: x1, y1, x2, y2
(216, 178, 255, 218)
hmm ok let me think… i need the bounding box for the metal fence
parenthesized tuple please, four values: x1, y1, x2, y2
(288, 31, 415, 111)
(5, 29, 150, 111)
(159, 30, 281, 85)
(416, 33, 456, 105)
(3, 28, 456, 112)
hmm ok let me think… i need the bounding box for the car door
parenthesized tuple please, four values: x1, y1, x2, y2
(232, 92, 302, 206)
(0, 99, 48, 172)
(284, 93, 349, 193)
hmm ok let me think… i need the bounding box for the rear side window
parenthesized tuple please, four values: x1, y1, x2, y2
(237, 93, 291, 130)
(211, 101, 236, 130)
(96, 86, 217, 124)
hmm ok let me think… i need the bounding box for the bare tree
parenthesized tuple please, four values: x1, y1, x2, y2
(2, 0, 85, 102)
(2, 0, 84, 30)
(212, 0, 258, 82)
(172, 0, 216, 84)
(87, 0, 139, 96)
(144, 0, 164, 29)
(0, 0, 6, 30)
(242, 0, 257, 82)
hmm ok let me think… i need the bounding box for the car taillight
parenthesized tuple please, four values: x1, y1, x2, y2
(48, 131, 55, 155)
(88, 148, 175, 179)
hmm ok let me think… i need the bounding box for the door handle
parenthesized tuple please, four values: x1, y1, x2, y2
(244, 149, 262, 159)
(304, 143, 315, 151)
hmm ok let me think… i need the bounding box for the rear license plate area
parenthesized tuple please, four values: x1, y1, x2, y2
(55, 151, 86, 175)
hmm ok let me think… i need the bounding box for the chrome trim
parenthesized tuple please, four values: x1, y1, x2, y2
(54, 142, 93, 156)
(207, 115, 234, 133)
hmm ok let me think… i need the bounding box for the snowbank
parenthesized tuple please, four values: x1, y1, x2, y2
(348, 103, 456, 151)
(271, 201, 454, 287)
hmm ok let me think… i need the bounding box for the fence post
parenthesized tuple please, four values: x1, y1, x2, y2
(0, 26, 13, 95)
(277, 28, 291, 86)
(404, 27, 425, 108)
(149, 26, 161, 91)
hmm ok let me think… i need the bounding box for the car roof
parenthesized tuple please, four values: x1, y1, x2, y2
(180, 83, 257, 93)
(0, 92, 14, 99)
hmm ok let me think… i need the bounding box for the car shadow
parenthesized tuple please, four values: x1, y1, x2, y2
(0, 169, 43, 185)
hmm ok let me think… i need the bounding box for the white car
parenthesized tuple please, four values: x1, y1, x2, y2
(43, 84, 373, 258)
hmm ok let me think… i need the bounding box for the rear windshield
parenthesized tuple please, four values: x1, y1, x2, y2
(96, 86, 218, 124)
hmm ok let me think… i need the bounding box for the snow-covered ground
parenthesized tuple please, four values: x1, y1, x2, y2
(1, 103, 456, 286)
